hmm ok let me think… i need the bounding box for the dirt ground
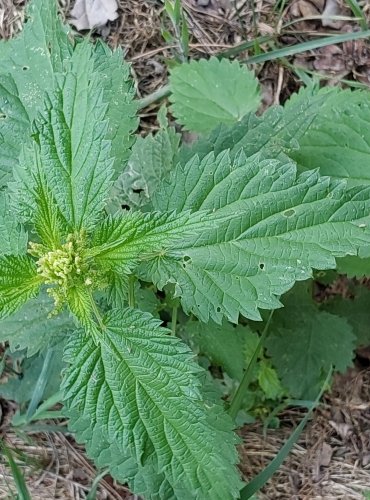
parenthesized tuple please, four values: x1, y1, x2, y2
(1, 0, 370, 498)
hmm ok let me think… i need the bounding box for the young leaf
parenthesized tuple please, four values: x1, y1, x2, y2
(108, 125, 180, 212)
(141, 149, 370, 323)
(266, 291, 355, 398)
(0, 256, 41, 319)
(0, 291, 74, 357)
(89, 210, 207, 274)
(182, 320, 253, 380)
(0, 192, 27, 255)
(63, 309, 242, 499)
(170, 57, 261, 133)
(29, 42, 113, 231)
(257, 361, 284, 400)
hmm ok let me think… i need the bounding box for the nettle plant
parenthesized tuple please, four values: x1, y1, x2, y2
(2, 0, 370, 498)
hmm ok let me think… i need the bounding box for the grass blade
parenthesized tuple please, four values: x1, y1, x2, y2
(1, 441, 31, 500)
(240, 368, 332, 499)
(245, 30, 370, 64)
(25, 348, 54, 422)
(345, 0, 368, 30)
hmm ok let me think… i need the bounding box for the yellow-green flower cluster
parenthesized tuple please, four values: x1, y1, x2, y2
(28, 232, 101, 314)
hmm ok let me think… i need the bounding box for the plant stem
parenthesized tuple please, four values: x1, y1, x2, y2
(228, 311, 274, 420)
(171, 305, 178, 336)
(128, 275, 136, 308)
(137, 85, 171, 110)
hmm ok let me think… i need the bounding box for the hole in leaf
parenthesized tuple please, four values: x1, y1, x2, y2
(0, 113, 6, 120)
(259, 263, 265, 270)
(283, 208, 295, 217)
(121, 204, 130, 211)
(22, 65, 29, 71)
(216, 306, 221, 312)
(183, 255, 191, 262)
(132, 188, 144, 194)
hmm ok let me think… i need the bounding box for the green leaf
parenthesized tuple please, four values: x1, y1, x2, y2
(290, 89, 370, 185)
(92, 40, 138, 174)
(108, 126, 180, 212)
(63, 309, 242, 499)
(141, 149, 370, 323)
(66, 284, 96, 331)
(266, 291, 355, 398)
(179, 85, 336, 165)
(170, 57, 260, 133)
(183, 320, 253, 380)
(0, 191, 27, 255)
(257, 361, 284, 400)
(0, 291, 74, 356)
(0, 75, 30, 186)
(0, 255, 41, 319)
(322, 286, 370, 347)
(24, 42, 114, 231)
(336, 255, 370, 277)
(90, 210, 207, 274)
(0, 0, 72, 120)
(0, 0, 72, 183)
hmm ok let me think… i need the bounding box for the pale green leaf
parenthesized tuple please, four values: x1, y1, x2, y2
(63, 309, 242, 499)
(266, 293, 355, 398)
(92, 40, 138, 174)
(0, 291, 74, 356)
(257, 361, 284, 400)
(0, 75, 30, 186)
(183, 320, 253, 380)
(29, 42, 113, 231)
(66, 284, 96, 331)
(140, 149, 370, 323)
(169, 57, 260, 133)
(0, 255, 41, 319)
(0, 0, 72, 120)
(0, 191, 27, 255)
(108, 126, 180, 212)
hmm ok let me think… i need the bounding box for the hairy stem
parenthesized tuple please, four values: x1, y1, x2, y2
(228, 311, 274, 420)
(171, 305, 178, 336)
(128, 275, 136, 308)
